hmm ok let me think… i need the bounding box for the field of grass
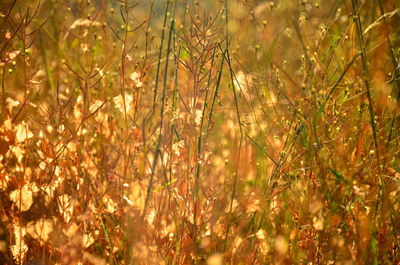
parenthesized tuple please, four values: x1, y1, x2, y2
(0, 0, 399, 264)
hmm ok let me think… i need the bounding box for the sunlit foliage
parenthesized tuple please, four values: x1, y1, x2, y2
(0, 0, 399, 264)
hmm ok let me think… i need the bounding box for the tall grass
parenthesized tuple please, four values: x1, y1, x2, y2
(0, 0, 399, 264)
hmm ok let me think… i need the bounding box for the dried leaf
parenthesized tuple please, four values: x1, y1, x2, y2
(113, 93, 133, 114)
(11, 225, 28, 264)
(10, 185, 33, 212)
(89, 99, 104, 113)
(130, 72, 143, 88)
(15, 122, 33, 143)
(58, 194, 74, 223)
(6, 98, 20, 113)
(27, 219, 53, 242)
(83, 233, 95, 248)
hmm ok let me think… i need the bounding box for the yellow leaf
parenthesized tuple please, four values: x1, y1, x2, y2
(6, 98, 20, 113)
(103, 197, 118, 213)
(130, 72, 143, 88)
(10, 185, 33, 212)
(83, 233, 95, 248)
(89, 99, 104, 113)
(11, 225, 28, 264)
(15, 122, 33, 143)
(27, 219, 53, 242)
(113, 93, 133, 114)
(58, 194, 74, 223)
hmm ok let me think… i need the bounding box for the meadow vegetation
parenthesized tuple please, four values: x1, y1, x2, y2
(0, 0, 399, 264)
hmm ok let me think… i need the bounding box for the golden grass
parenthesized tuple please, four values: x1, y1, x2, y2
(0, 0, 399, 264)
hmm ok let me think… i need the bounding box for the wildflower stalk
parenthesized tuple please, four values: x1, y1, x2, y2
(222, 0, 244, 252)
(351, 0, 379, 161)
(142, 0, 177, 223)
(193, 47, 216, 251)
(152, 0, 171, 111)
